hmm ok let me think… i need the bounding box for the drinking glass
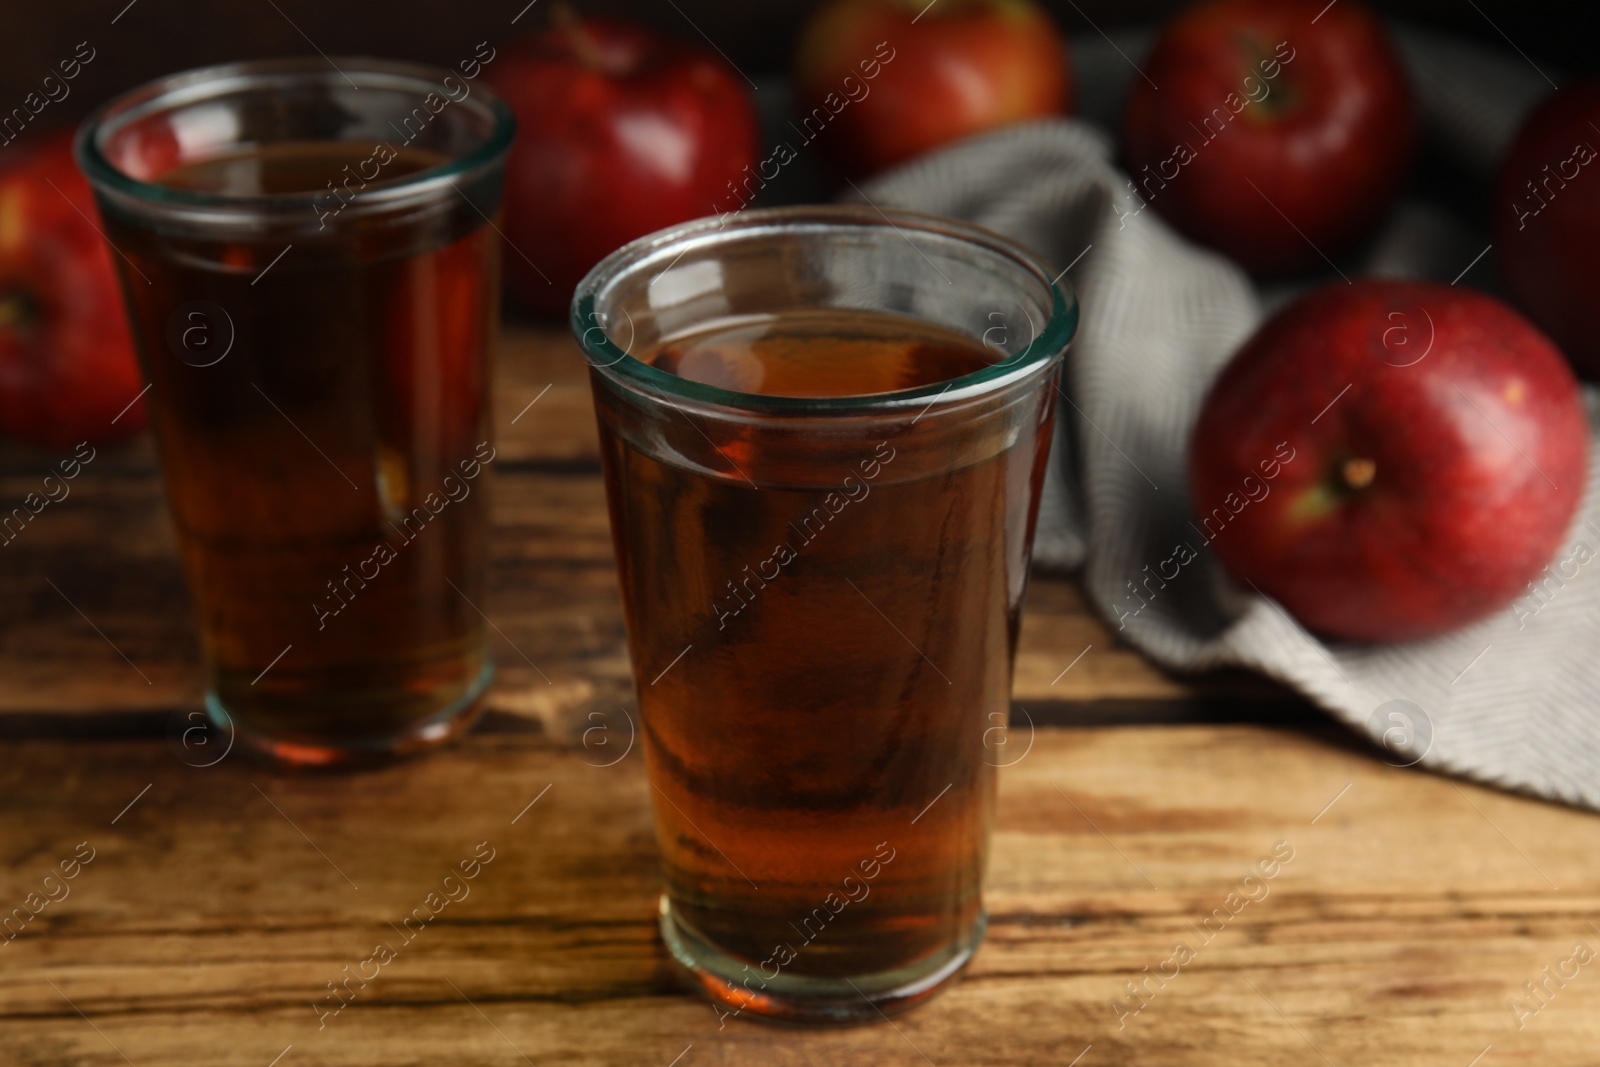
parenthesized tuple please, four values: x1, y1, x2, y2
(76, 58, 513, 765)
(573, 206, 1076, 1022)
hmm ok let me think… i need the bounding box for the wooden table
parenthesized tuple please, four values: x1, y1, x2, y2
(3, 325, 1598, 1066)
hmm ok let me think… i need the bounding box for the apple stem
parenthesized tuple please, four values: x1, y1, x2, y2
(1241, 38, 1298, 118)
(550, 3, 604, 69)
(1340, 457, 1377, 491)
(0, 289, 37, 335)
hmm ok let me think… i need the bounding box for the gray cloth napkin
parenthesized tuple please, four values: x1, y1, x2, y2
(850, 27, 1600, 810)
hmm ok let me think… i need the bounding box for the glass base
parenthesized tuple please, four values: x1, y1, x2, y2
(209, 659, 493, 769)
(659, 895, 985, 1025)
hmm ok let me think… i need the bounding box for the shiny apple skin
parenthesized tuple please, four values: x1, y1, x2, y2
(794, 0, 1070, 179)
(1124, 0, 1416, 276)
(1189, 280, 1587, 643)
(0, 131, 146, 448)
(487, 18, 760, 317)
(1495, 79, 1600, 379)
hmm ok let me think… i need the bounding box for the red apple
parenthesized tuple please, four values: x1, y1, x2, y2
(486, 14, 759, 317)
(794, 0, 1069, 179)
(1495, 79, 1600, 379)
(1189, 280, 1587, 643)
(1123, 0, 1416, 275)
(0, 131, 146, 448)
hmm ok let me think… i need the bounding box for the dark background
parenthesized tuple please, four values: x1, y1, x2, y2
(4, 0, 1592, 141)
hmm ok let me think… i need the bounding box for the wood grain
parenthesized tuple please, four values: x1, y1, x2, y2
(4, 322, 1598, 1064)
(2, 728, 1598, 1065)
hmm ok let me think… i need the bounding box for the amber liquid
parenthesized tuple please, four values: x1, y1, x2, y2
(599, 309, 1052, 990)
(100, 142, 499, 760)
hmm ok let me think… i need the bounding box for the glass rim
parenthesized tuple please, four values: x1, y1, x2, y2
(571, 205, 1078, 416)
(73, 55, 515, 215)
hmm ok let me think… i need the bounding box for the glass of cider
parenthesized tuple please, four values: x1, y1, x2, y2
(75, 59, 513, 765)
(573, 207, 1077, 1022)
